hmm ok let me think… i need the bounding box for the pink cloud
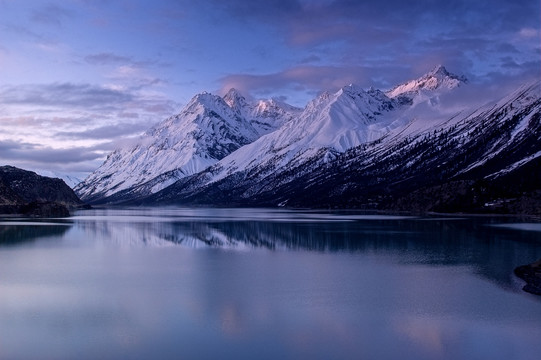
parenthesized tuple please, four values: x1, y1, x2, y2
(220, 65, 370, 96)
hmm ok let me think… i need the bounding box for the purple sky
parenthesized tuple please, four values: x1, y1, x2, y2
(0, 0, 539, 178)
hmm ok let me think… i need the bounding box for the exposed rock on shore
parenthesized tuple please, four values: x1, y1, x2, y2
(514, 259, 541, 295)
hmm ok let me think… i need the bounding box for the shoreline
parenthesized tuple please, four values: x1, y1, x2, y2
(514, 259, 541, 296)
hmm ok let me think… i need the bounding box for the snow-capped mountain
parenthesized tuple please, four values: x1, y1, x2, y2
(76, 66, 541, 213)
(386, 64, 467, 101)
(148, 79, 540, 213)
(194, 84, 400, 188)
(75, 89, 301, 202)
(145, 66, 470, 197)
(223, 88, 301, 135)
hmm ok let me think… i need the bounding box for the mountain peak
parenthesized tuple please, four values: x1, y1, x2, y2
(339, 83, 365, 95)
(428, 64, 450, 76)
(385, 65, 467, 99)
(426, 65, 467, 84)
(223, 88, 249, 109)
(223, 87, 243, 98)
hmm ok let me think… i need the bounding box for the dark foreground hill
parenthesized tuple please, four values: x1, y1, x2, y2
(0, 166, 84, 217)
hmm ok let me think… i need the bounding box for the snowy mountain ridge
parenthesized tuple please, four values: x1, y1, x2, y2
(145, 79, 540, 213)
(75, 66, 540, 213)
(185, 66, 469, 188)
(75, 89, 301, 202)
(75, 65, 473, 202)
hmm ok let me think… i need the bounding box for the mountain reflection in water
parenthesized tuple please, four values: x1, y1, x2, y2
(1, 208, 540, 360)
(59, 209, 541, 292)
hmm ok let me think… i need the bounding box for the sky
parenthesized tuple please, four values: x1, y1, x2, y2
(0, 0, 539, 180)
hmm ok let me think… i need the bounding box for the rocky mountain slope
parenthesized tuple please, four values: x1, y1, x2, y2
(0, 166, 83, 216)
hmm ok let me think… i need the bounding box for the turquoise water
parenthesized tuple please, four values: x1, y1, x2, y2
(1, 208, 540, 359)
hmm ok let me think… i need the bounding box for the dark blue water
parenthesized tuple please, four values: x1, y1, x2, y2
(1, 208, 540, 359)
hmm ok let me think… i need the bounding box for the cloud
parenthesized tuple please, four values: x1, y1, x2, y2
(1, 23, 50, 43)
(84, 52, 161, 69)
(299, 55, 321, 64)
(211, 0, 540, 88)
(0, 139, 103, 165)
(220, 65, 370, 96)
(0, 83, 133, 109)
(211, 0, 302, 22)
(0, 78, 180, 177)
(0, 139, 110, 175)
(84, 52, 134, 65)
(211, 0, 535, 46)
(0, 80, 179, 121)
(55, 122, 150, 140)
(30, 3, 73, 27)
(519, 27, 540, 39)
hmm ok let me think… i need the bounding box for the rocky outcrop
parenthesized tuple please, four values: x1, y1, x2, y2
(514, 259, 541, 295)
(0, 166, 84, 217)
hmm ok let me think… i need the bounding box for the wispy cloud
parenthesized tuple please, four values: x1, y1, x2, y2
(519, 27, 540, 38)
(84, 52, 161, 69)
(0, 80, 180, 175)
(220, 65, 370, 96)
(0, 81, 177, 114)
(0, 141, 101, 164)
(54, 122, 151, 140)
(1, 23, 51, 43)
(84, 52, 134, 65)
(0, 83, 133, 109)
(30, 4, 73, 27)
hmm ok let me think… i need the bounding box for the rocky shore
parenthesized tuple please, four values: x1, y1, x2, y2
(514, 259, 541, 295)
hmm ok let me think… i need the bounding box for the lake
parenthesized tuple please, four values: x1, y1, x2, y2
(1, 208, 540, 360)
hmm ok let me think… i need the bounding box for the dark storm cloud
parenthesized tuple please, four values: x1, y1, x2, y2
(0, 83, 133, 109)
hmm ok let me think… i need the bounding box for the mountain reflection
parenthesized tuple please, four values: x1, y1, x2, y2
(68, 211, 541, 292)
(3, 209, 541, 293)
(0, 222, 70, 246)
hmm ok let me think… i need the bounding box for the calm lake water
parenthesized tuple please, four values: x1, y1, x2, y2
(1, 208, 540, 360)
